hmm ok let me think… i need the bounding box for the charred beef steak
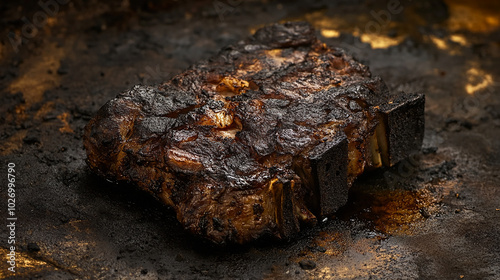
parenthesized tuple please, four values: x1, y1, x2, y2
(84, 22, 424, 244)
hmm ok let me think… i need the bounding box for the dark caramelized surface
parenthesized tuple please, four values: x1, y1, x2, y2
(84, 22, 417, 244)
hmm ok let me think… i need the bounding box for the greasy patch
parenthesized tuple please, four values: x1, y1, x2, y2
(345, 188, 440, 235)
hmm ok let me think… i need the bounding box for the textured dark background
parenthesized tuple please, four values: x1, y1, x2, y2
(1, 0, 499, 279)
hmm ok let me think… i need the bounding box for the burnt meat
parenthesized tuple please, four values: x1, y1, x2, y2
(83, 22, 425, 244)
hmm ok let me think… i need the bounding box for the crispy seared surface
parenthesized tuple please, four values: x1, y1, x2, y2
(84, 22, 422, 244)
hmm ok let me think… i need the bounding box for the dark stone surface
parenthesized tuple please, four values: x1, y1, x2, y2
(299, 259, 317, 270)
(1, 0, 499, 279)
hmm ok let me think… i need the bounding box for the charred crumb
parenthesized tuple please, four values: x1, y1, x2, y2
(27, 242, 41, 252)
(420, 208, 431, 218)
(298, 259, 317, 270)
(422, 146, 438, 154)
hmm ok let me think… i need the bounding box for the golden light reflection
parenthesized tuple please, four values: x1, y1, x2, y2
(0, 247, 56, 278)
(429, 36, 448, 51)
(291, 10, 404, 49)
(444, 1, 500, 33)
(249, 0, 500, 57)
(428, 35, 463, 55)
(465, 67, 494, 95)
(301, 11, 348, 32)
(359, 33, 403, 49)
(320, 29, 340, 38)
(449, 34, 468, 46)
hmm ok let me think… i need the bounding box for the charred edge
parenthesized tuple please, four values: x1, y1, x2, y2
(308, 133, 349, 217)
(378, 93, 425, 166)
(251, 21, 316, 49)
(83, 98, 142, 182)
(272, 179, 300, 240)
